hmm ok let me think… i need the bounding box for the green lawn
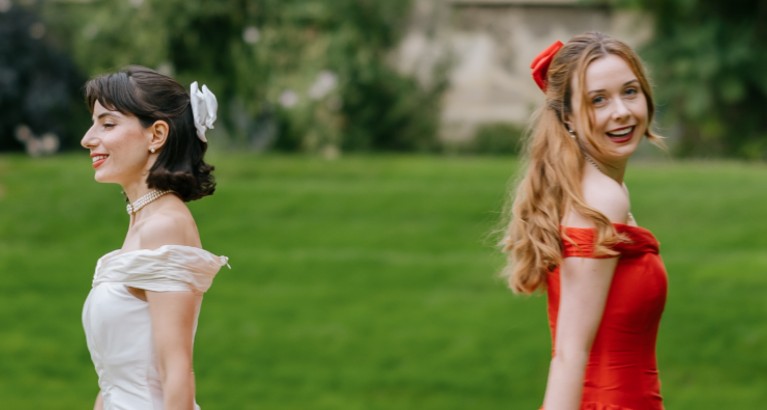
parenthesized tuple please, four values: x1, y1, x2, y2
(0, 153, 765, 409)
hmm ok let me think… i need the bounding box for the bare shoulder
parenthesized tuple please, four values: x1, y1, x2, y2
(136, 198, 201, 249)
(564, 169, 630, 226)
(582, 171, 630, 223)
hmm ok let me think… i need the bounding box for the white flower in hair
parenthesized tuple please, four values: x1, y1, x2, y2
(190, 81, 218, 142)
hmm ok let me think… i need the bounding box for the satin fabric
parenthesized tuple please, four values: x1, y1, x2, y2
(546, 224, 667, 410)
(82, 245, 228, 410)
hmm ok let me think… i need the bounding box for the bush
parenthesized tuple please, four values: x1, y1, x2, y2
(0, 4, 86, 153)
(442, 123, 525, 155)
(616, 0, 767, 159)
(38, 0, 443, 154)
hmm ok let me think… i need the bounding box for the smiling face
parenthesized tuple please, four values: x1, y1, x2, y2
(81, 101, 154, 187)
(568, 54, 649, 164)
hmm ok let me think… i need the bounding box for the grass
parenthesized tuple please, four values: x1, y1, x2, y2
(0, 152, 766, 409)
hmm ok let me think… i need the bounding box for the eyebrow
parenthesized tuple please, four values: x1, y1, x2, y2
(587, 79, 639, 95)
(92, 112, 120, 122)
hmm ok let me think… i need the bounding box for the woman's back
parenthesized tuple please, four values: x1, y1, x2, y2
(547, 225, 667, 409)
(82, 246, 228, 409)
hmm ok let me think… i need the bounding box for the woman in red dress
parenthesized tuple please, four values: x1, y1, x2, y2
(500, 32, 668, 409)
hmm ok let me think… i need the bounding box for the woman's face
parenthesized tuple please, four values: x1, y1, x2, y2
(569, 54, 648, 163)
(81, 101, 152, 186)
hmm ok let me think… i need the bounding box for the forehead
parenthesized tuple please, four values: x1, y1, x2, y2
(92, 101, 124, 120)
(583, 54, 637, 91)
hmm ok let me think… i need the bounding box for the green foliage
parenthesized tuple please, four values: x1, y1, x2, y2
(470, 123, 526, 155)
(339, 63, 444, 152)
(2, 154, 767, 408)
(38, 0, 443, 153)
(0, 4, 87, 152)
(613, 0, 767, 158)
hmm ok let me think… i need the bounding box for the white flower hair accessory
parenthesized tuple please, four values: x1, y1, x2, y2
(190, 81, 218, 142)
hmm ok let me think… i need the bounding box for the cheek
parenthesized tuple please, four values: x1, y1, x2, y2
(107, 139, 147, 166)
(635, 96, 649, 120)
(593, 110, 611, 131)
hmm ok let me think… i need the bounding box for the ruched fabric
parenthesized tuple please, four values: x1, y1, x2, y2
(546, 224, 667, 410)
(584, 401, 643, 409)
(92, 245, 229, 293)
(82, 245, 228, 410)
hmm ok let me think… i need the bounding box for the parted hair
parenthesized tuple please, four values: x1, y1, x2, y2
(85, 65, 215, 201)
(501, 32, 662, 293)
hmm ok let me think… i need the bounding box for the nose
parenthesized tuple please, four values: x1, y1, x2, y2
(612, 99, 630, 121)
(81, 126, 96, 149)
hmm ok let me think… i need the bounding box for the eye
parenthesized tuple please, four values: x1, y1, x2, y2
(591, 95, 607, 106)
(624, 87, 640, 97)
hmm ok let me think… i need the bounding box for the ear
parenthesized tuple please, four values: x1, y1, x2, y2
(562, 115, 574, 133)
(147, 120, 169, 152)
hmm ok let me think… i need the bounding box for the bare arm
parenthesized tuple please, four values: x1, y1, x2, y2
(544, 168, 630, 409)
(147, 290, 202, 410)
(94, 392, 103, 410)
(542, 256, 618, 409)
(127, 199, 203, 409)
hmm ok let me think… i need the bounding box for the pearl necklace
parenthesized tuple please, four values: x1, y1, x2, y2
(126, 189, 172, 215)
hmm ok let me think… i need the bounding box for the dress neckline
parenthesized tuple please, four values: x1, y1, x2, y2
(563, 222, 649, 232)
(561, 223, 659, 243)
(98, 244, 220, 263)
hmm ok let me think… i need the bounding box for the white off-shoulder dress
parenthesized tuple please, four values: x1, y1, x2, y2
(82, 245, 229, 410)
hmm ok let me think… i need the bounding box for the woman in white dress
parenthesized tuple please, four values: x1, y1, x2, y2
(80, 66, 228, 410)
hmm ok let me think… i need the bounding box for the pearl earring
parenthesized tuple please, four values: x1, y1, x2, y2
(150, 147, 156, 154)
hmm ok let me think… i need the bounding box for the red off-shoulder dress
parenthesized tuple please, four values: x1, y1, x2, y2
(546, 224, 667, 410)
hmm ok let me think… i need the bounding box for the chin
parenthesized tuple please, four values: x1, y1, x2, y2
(611, 146, 640, 161)
(93, 172, 118, 185)
(605, 136, 642, 157)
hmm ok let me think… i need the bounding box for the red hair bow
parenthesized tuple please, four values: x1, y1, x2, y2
(531, 40, 563, 92)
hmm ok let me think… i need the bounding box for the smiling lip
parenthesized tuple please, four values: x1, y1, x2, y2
(90, 153, 108, 169)
(606, 126, 635, 143)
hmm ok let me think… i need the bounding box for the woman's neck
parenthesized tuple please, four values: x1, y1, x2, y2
(584, 155, 627, 183)
(122, 182, 152, 204)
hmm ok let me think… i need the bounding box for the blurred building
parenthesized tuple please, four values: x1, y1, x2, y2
(395, 0, 653, 143)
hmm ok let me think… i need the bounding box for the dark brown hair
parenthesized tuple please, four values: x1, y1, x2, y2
(84, 66, 215, 201)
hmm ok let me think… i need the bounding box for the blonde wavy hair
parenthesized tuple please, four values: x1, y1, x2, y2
(501, 32, 663, 294)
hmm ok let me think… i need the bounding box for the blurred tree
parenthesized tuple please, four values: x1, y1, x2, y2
(0, 3, 86, 153)
(40, 0, 443, 153)
(614, 0, 767, 159)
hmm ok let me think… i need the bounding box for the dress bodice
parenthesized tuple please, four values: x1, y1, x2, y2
(92, 245, 228, 292)
(82, 245, 228, 410)
(547, 224, 667, 410)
